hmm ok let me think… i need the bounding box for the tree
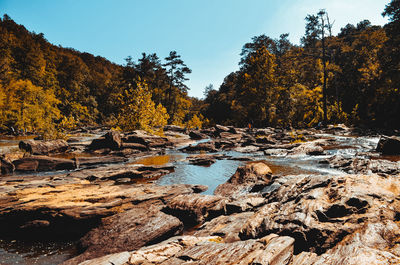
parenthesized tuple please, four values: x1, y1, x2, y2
(0, 79, 60, 133)
(117, 79, 169, 135)
(163, 51, 192, 123)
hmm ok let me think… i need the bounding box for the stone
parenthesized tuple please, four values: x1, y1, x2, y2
(293, 221, 400, 264)
(290, 141, 325, 156)
(181, 142, 217, 153)
(164, 125, 187, 133)
(104, 130, 122, 149)
(234, 145, 260, 153)
(193, 212, 254, 242)
(79, 252, 131, 265)
(64, 203, 184, 264)
(0, 173, 206, 240)
(187, 155, 216, 166)
(164, 194, 228, 225)
(214, 161, 272, 197)
(189, 130, 207, 140)
(160, 234, 294, 265)
(19, 139, 69, 155)
(0, 157, 15, 175)
(376, 135, 400, 155)
(240, 174, 400, 254)
(121, 142, 148, 151)
(215, 124, 230, 133)
(74, 156, 127, 168)
(13, 155, 76, 172)
(124, 131, 173, 149)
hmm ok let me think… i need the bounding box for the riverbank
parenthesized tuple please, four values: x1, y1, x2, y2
(1, 125, 400, 264)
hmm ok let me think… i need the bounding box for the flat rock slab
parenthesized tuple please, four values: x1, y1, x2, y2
(78, 234, 294, 265)
(240, 174, 400, 254)
(293, 221, 400, 265)
(0, 174, 206, 238)
(19, 139, 69, 155)
(13, 155, 76, 172)
(63, 203, 184, 264)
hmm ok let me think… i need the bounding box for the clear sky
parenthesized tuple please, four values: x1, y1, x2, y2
(0, 0, 390, 98)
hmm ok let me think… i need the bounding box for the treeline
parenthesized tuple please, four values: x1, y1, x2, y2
(202, 1, 400, 129)
(0, 14, 203, 136)
(1, 1, 399, 135)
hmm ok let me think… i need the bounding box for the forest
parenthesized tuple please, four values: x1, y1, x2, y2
(0, 0, 399, 137)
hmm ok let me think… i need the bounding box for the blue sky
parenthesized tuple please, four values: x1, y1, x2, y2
(1, 0, 390, 98)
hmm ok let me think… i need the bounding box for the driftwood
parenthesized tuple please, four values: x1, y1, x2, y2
(19, 139, 69, 155)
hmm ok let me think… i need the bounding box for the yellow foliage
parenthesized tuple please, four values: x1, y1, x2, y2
(117, 80, 169, 135)
(186, 114, 205, 129)
(0, 79, 61, 134)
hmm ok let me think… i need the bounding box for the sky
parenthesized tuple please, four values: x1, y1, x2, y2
(0, 0, 390, 98)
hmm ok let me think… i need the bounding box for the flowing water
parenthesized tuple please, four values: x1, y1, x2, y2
(0, 133, 389, 264)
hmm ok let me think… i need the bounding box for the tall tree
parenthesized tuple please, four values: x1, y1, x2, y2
(163, 51, 192, 123)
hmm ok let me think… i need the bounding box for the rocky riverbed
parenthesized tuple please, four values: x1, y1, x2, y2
(0, 125, 399, 264)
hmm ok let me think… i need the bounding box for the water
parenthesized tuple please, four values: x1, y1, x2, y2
(0, 132, 389, 264)
(0, 240, 77, 265)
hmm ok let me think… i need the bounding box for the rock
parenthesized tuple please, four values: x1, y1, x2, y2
(214, 161, 272, 197)
(164, 125, 187, 133)
(104, 131, 122, 149)
(124, 131, 173, 149)
(19, 139, 69, 155)
(0, 157, 15, 175)
(290, 141, 325, 156)
(181, 141, 217, 153)
(214, 139, 238, 150)
(293, 221, 400, 265)
(234, 145, 260, 153)
(64, 203, 184, 264)
(189, 130, 207, 140)
(0, 173, 206, 240)
(219, 132, 242, 141)
(74, 156, 127, 168)
(13, 156, 76, 172)
(326, 155, 400, 176)
(106, 164, 175, 181)
(215, 124, 230, 133)
(79, 252, 131, 265)
(256, 136, 276, 144)
(164, 194, 228, 225)
(87, 138, 109, 150)
(376, 135, 400, 155)
(239, 174, 400, 254)
(187, 155, 216, 166)
(264, 148, 288, 156)
(193, 212, 254, 242)
(159, 234, 294, 265)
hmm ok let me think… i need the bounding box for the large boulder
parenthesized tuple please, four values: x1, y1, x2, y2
(88, 131, 123, 151)
(214, 161, 272, 197)
(19, 139, 69, 155)
(376, 135, 400, 155)
(104, 131, 122, 149)
(164, 194, 228, 225)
